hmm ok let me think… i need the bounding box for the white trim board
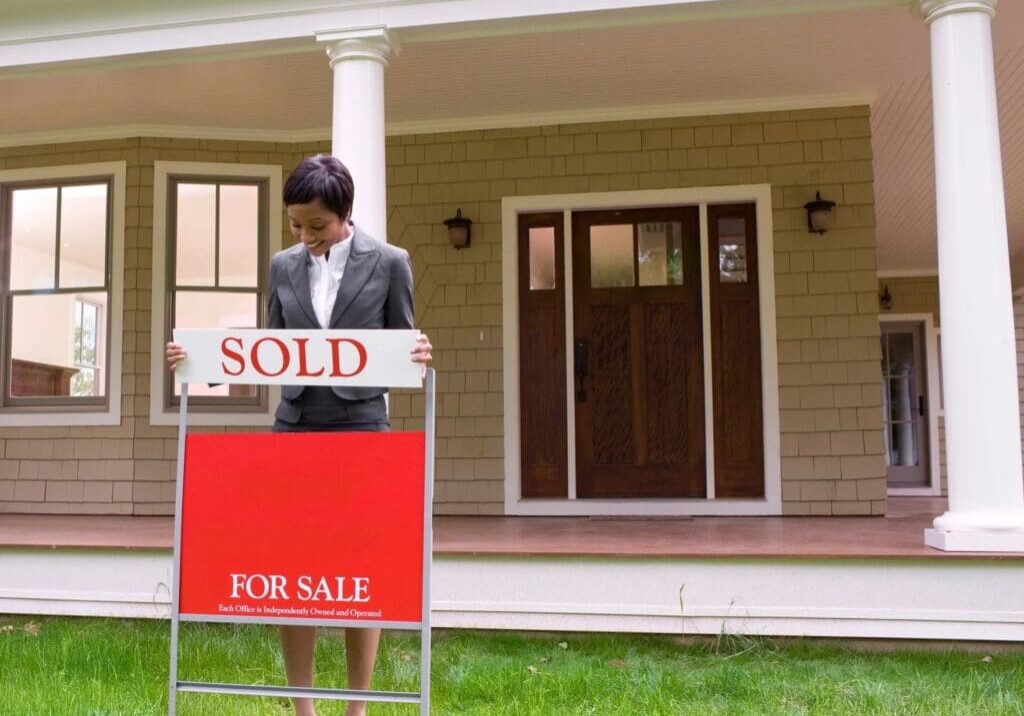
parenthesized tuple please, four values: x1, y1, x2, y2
(699, 204, 716, 500)
(879, 313, 943, 497)
(0, 94, 875, 150)
(149, 161, 283, 427)
(877, 269, 939, 278)
(0, 161, 126, 427)
(0, 124, 328, 150)
(5, 548, 1024, 642)
(0, 549, 172, 619)
(385, 94, 874, 136)
(502, 185, 781, 517)
(431, 555, 1024, 641)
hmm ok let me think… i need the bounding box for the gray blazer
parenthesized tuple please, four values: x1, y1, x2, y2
(267, 223, 414, 422)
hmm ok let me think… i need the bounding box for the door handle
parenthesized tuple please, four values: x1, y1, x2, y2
(574, 338, 588, 402)
(919, 395, 924, 417)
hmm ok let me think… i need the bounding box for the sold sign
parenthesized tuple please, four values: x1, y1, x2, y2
(172, 329, 422, 388)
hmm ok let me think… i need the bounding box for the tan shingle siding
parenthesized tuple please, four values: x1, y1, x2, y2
(0, 106, 887, 516)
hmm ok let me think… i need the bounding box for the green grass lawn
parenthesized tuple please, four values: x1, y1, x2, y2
(0, 616, 1022, 715)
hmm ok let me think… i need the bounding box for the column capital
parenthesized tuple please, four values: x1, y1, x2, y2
(918, 0, 996, 24)
(317, 25, 398, 68)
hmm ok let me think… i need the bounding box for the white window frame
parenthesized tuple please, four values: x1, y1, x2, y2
(879, 313, 943, 497)
(502, 185, 781, 516)
(149, 161, 282, 427)
(0, 161, 125, 427)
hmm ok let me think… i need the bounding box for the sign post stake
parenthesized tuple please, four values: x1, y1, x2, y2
(168, 382, 189, 716)
(166, 330, 434, 714)
(420, 368, 436, 716)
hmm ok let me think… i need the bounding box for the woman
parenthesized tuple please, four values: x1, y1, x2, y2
(167, 154, 432, 716)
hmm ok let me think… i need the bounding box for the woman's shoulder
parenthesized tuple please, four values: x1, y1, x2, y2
(352, 225, 409, 262)
(271, 243, 306, 265)
(378, 240, 410, 263)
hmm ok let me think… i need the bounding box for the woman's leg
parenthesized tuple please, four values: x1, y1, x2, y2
(344, 627, 381, 716)
(280, 625, 318, 716)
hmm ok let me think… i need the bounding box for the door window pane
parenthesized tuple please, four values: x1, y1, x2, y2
(218, 184, 259, 288)
(176, 183, 216, 286)
(718, 217, 748, 283)
(173, 291, 257, 397)
(59, 184, 107, 288)
(10, 187, 57, 291)
(10, 292, 106, 398)
(638, 221, 683, 286)
(529, 227, 556, 290)
(590, 224, 634, 288)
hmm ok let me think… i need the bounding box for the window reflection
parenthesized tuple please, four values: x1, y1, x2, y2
(638, 221, 683, 286)
(881, 332, 919, 467)
(529, 227, 556, 290)
(718, 217, 748, 283)
(590, 224, 634, 288)
(10, 187, 58, 291)
(10, 292, 107, 398)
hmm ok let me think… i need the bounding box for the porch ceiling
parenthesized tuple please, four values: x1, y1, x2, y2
(2, 3, 1024, 273)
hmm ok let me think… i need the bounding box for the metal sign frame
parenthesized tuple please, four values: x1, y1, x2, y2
(167, 358, 436, 715)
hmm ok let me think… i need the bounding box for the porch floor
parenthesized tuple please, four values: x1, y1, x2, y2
(1, 498, 1020, 560)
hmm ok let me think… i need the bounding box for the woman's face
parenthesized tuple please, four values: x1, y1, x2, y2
(287, 198, 349, 258)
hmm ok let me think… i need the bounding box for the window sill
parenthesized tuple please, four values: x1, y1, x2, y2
(149, 386, 280, 426)
(0, 406, 121, 427)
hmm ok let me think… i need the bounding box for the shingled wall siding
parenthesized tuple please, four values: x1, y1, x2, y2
(0, 105, 887, 516)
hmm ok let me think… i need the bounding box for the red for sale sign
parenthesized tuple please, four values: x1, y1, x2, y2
(178, 432, 426, 625)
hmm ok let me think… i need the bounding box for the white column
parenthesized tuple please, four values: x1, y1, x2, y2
(920, 0, 1024, 551)
(317, 26, 396, 243)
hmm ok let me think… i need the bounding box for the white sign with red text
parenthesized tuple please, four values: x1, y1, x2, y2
(172, 329, 422, 388)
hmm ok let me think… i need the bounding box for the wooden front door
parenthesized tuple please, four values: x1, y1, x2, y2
(571, 207, 706, 498)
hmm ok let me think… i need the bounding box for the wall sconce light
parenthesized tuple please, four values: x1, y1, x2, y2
(879, 284, 894, 311)
(443, 208, 472, 249)
(804, 191, 836, 234)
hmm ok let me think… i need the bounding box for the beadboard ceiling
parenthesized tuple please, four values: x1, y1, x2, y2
(1, 2, 1023, 273)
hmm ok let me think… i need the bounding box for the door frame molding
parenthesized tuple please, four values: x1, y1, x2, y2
(879, 313, 943, 497)
(502, 185, 781, 516)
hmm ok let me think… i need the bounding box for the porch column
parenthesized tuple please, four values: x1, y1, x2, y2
(920, 0, 1024, 551)
(317, 26, 396, 242)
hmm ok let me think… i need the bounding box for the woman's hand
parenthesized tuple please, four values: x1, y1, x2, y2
(411, 332, 432, 376)
(165, 341, 187, 371)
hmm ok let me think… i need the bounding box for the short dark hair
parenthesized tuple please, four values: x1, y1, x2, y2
(283, 154, 354, 219)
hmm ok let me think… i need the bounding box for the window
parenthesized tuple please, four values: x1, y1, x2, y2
(150, 162, 282, 426)
(167, 179, 266, 408)
(0, 167, 124, 423)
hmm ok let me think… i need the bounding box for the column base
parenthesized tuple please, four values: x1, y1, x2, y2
(925, 528, 1024, 553)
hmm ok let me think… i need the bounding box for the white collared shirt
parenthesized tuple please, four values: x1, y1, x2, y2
(308, 237, 352, 329)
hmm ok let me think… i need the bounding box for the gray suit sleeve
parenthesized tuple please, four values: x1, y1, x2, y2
(267, 254, 284, 330)
(385, 248, 415, 330)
